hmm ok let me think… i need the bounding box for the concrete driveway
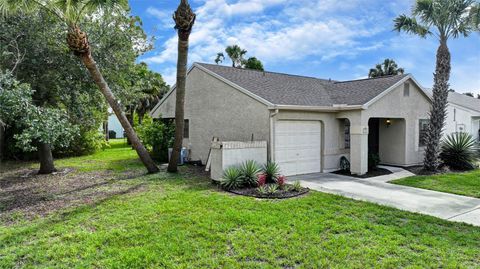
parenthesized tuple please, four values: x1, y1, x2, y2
(291, 167, 480, 226)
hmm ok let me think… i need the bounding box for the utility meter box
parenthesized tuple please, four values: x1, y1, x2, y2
(210, 141, 267, 180)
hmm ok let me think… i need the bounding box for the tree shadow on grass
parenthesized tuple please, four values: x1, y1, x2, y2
(0, 166, 146, 225)
(0, 182, 147, 247)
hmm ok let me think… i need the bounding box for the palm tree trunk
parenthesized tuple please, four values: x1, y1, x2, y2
(0, 121, 5, 161)
(167, 36, 189, 173)
(423, 38, 451, 171)
(38, 143, 56, 174)
(80, 52, 159, 173)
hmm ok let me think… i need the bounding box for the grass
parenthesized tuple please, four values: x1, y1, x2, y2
(391, 169, 480, 198)
(55, 139, 145, 172)
(1, 142, 479, 268)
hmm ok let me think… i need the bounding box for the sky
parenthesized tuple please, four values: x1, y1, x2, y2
(129, 0, 480, 94)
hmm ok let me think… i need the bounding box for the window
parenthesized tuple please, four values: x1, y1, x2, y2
(344, 121, 350, 149)
(453, 108, 456, 122)
(183, 119, 189, 138)
(403, 83, 410, 97)
(419, 119, 429, 147)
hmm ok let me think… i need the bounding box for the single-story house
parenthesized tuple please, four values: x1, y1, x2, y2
(151, 63, 432, 176)
(444, 91, 480, 141)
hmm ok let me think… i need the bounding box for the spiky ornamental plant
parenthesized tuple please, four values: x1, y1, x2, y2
(0, 0, 159, 173)
(220, 166, 243, 190)
(440, 132, 479, 170)
(168, 0, 196, 173)
(394, 0, 480, 172)
(239, 160, 262, 187)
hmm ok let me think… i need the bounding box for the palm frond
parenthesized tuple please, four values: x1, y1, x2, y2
(393, 14, 431, 37)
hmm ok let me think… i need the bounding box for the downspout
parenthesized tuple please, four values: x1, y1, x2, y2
(269, 108, 279, 162)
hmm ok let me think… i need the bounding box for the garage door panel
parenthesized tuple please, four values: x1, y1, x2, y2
(274, 120, 321, 176)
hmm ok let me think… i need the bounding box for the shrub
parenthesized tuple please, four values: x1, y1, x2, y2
(136, 116, 174, 162)
(368, 153, 380, 170)
(257, 173, 267, 187)
(239, 160, 262, 187)
(276, 175, 287, 189)
(340, 156, 350, 171)
(56, 129, 108, 157)
(263, 162, 280, 183)
(440, 132, 479, 170)
(220, 166, 243, 190)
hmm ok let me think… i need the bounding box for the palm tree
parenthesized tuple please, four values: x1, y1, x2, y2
(394, 0, 480, 172)
(0, 0, 159, 173)
(216, 45, 247, 68)
(167, 0, 196, 173)
(368, 59, 405, 78)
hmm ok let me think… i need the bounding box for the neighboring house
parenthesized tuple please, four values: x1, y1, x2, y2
(444, 92, 480, 141)
(108, 113, 124, 139)
(151, 63, 432, 176)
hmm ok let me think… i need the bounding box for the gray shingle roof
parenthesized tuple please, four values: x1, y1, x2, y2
(197, 63, 409, 107)
(448, 92, 480, 113)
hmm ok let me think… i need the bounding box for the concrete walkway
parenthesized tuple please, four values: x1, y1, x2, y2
(291, 166, 480, 226)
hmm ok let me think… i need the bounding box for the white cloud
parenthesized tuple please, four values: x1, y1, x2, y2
(144, 0, 388, 67)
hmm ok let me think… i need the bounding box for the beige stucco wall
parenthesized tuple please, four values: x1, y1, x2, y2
(151, 67, 270, 163)
(363, 79, 431, 166)
(378, 118, 406, 165)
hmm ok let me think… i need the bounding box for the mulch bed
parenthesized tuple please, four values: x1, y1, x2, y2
(332, 168, 392, 178)
(228, 184, 309, 199)
(404, 165, 475, 176)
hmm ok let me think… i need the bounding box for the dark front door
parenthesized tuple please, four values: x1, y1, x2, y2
(368, 118, 380, 155)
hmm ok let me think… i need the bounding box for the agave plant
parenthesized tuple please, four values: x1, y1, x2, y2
(219, 166, 243, 190)
(440, 132, 479, 170)
(263, 162, 280, 183)
(239, 160, 262, 187)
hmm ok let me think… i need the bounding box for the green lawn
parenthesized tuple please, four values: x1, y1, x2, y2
(391, 170, 480, 198)
(1, 143, 479, 268)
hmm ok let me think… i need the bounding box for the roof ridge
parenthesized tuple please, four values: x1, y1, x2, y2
(196, 62, 333, 82)
(334, 74, 408, 84)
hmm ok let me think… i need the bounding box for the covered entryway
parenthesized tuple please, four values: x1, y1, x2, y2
(368, 118, 406, 166)
(274, 120, 322, 176)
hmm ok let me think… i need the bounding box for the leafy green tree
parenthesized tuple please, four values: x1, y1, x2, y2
(168, 0, 196, 173)
(244, 57, 264, 71)
(126, 63, 168, 126)
(0, 72, 77, 173)
(0, 0, 159, 173)
(215, 45, 265, 70)
(394, 0, 480, 172)
(216, 45, 247, 68)
(368, 59, 405, 78)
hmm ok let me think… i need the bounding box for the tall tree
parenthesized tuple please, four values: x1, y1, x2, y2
(215, 46, 264, 70)
(168, 0, 196, 173)
(394, 0, 480, 172)
(0, 0, 159, 173)
(244, 57, 264, 71)
(0, 72, 77, 173)
(216, 45, 247, 68)
(368, 59, 405, 78)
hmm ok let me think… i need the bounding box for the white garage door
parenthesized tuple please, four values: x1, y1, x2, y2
(274, 120, 321, 176)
